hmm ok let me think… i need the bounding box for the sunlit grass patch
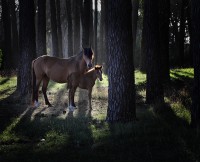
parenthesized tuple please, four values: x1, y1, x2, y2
(170, 102, 191, 124)
(0, 76, 17, 100)
(47, 80, 66, 92)
(170, 68, 194, 80)
(135, 70, 146, 85)
(0, 117, 20, 143)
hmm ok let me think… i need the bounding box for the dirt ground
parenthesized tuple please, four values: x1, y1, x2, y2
(30, 86, 108, 120)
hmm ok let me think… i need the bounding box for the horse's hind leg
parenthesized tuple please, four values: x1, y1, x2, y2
(68, 86, 77, 111)
(34, 79, 42, 107)
(42, 76, 52, 107)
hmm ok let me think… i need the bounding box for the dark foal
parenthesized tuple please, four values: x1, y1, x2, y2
(67, 65, 103, 109)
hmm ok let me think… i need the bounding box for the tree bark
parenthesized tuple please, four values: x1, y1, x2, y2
(94, 0, 98, 64)
(72, 0, 81, 55)
(179, 0, 186, 66)
(159, 0, 170, 82)
(99, 0, 106, 65)
(17, 0, 36, 97)
(81, 0, 91, 47)
(140, 2, 147, 73)
(37, 0, 46, 56)
(132, 0, 139, 69)
(191, 0, 200, 128)
(106, 0, 136, 122)
(144, 0, 164, 104)
(50, 0, 59, 57)
(1, 0, 12, 70)
(10, 0, 19, 69)
(56, 0, 63, 58)
(66, 0, 73, 57)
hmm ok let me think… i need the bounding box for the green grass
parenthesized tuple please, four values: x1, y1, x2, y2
(170, 68, 194, 80)
(0, 76, 17, 100)
(0, 68, 200, 162)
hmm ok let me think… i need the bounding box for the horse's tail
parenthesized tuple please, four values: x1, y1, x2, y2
(31, 59, 36, 105)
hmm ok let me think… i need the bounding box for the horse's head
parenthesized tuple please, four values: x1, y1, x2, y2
(95, 65, 103, 81)
(82, 47, 94, 69)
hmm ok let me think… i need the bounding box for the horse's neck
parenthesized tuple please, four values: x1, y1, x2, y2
(76, 53, 87, 73)
(85, 69, 97, 81)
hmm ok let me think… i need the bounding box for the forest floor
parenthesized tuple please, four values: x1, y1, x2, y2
(0, 68, 200, 162)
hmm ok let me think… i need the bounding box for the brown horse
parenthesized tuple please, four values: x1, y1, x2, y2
(32, 48, 94, 111)
(67, 65, 103, 109)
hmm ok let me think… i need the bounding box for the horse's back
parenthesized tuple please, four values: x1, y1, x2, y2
(33, 55, 78, 83)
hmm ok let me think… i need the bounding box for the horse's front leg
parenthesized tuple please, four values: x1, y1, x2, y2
(42, 76, 52, 107)
(68, 86, 77, 112)
(88, 87, 93, 110)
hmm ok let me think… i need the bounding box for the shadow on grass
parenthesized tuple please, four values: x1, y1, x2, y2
(0, 90, 28, 134)
(0, 77, 10, 85)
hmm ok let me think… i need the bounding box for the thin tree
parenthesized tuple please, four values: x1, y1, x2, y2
(144, 0, 164, 104)
(159, 0, 170, 82)
(81, 0, 91, 47)
(50, 0, 59, 57)
(140, 1, 147, 72)
(191, 0, 200, 128)
(37, 0, 46, 56)
(1, 0, 12, 71)
(17, 0, 36, 97)
(66, 0, 73, 56)
(132, 0, 139, 69)
(72, 0, 81, 54)
(106, 0, 136, 122)
(94, 0, 98, 64)
(56, 0, 63, 58)
(99, 0, 106, 65)
(179, 0, 186, 66)
(10, 0, 19, 69)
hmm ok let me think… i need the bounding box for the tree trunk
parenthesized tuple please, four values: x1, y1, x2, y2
(104, 0, 108, 74)
(99, 0, 106, 65)
(89, 0, 94, 49)
(106, 0, 136, 122)
(144, 0, 164, 104)
(10, 0, 19, 69)
(191, 0, 200, 128)
(179, 0, 186, 66)
(132, 0, 139, 69)
(81, 0, 91, 47)
(56, 0, 63, 58)
(94, 0, 98, 64)
(73, 0, 81, 54)
(140, 2, 147, 73)
(159, 0, 170, 82)
(1, 0, 12, 71)
(37, 0, 46, 56)
(50, 0, 59, 57)
(66, 0, 73, 57)
(17, 0, 36, 97)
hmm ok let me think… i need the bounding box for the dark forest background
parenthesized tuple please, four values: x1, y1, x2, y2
(0, 0, 200, 127)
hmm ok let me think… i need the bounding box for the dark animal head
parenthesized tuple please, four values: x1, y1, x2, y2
(82, 47, 94, 69)
(95, 65, 103, 81)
